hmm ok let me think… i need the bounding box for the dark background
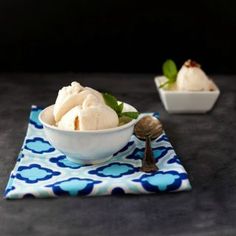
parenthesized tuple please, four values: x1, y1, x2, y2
(0, 0, 235, 73)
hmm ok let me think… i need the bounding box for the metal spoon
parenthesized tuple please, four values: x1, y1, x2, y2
(134, 115, 163, 172)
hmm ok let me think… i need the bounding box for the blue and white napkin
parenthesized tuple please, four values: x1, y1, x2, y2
(4, 106, 191, 199)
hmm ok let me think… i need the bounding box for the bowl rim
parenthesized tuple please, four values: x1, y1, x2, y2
(154, 76, 220, 94)
(39, 104, 138, 134)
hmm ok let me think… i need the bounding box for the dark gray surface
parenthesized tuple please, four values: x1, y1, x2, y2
(0, 74, 235, 236)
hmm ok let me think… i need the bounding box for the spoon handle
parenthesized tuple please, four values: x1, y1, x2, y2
(140, 136, 158, 172)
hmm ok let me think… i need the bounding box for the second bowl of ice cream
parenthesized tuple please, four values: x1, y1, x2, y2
(39, 82, 139, 165)
(154, 59, 220, 113)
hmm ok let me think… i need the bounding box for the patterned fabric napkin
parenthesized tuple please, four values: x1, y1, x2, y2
(4, 106, 191, 199)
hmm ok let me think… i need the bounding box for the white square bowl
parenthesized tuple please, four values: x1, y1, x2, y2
(154, 76, 220, 114)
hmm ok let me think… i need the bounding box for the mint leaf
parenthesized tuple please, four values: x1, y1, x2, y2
(162, 59, 178, 82)
(102, 93, 119, 112)
(120, 112, 139, 119)
(117, 102, 124, 114)
(103, 93, 139, 121)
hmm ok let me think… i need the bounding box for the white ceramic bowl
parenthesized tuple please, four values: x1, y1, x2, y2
(154, 76, 220, 113)
(39, 103, 138, 165)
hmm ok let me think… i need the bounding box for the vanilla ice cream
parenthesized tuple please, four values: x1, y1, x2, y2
(54, 82, 105, 122)
(54, 82, 119, 131)
(176, 60, 214, 91)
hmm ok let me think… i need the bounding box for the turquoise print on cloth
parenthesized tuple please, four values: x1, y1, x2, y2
(4, 106, 191, 199)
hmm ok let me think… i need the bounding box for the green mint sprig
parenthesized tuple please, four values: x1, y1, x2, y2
(102, 93, 139, 125)
(160, 59, 178, 88)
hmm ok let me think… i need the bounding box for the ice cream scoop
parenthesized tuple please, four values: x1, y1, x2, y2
(54, 82, 105, 122)
(57, 106, 81, 131)
(57, 104, 119, 131)
(176, 60, 213, 91)
(56, 90, 119, 131)
(78, 105, 119, 131)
